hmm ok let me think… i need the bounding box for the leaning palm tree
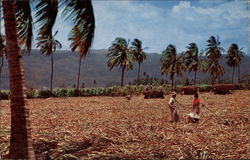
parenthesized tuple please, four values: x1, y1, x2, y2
(2, 0, 95, 158)
(226, 43, 239, 83)
(205, 36, 225, 84)
(234, 45, 244, 84)
(130, 39, 147, 83)
(35, 0, 61, 93)
(64, 0, 95, 93)
(160, 44, 186, 91)
(184, 43, 207, 85)
(36, 31, 62, 93)
(107, 37, 133, 86)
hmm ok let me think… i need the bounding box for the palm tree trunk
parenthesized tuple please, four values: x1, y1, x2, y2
(121, 66, 125, 86)
(77, 57, 83, 92)
(211, 75, 214, 86)
(171, 76, 174, 91)
(232, 66, 235, 83)
(194, 71, 197, 86)
(50, 54, 54, 93)
(2, 1, 35, 159)
(0, 55, 3, 89)
(137, 62, 141, 84)
(238, 65, 241, 84)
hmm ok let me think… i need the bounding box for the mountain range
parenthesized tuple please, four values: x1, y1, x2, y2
(0, 49, 249, 89)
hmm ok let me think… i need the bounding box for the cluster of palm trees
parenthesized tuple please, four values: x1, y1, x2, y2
(107, 37, 147, 86)
(106, 36, 245, 91)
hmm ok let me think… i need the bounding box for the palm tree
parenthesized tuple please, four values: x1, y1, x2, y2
(205, 36, 225, 84)
(184, 43, 207, 85)
(35, 0, 60, 93)
(37, 31, 62, 93)
(234, 45, 244, 84)
(0, 34, 6, 89)
(107, 37, 133, 86)
(2, 1, 35, 159)
(160, 44, 186, 91)
(206, 61, 225, 84)
(130, 39, 147, 84)
(226, 43, 239, 83)
(64, 0, 95, 93)
(2, 0, 95, 158)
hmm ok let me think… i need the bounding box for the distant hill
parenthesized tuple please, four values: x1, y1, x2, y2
(0, 49, 249, 89)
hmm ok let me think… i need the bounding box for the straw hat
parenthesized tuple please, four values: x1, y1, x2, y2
(171, 91, 177, 96)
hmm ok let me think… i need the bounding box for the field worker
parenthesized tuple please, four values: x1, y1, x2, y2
(168, 92, 179, 122)
(193, 92, 200, 114)
(188, 92, 201, 123)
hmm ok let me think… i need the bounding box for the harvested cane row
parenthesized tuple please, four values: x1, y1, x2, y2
(0, 91, 249, 159)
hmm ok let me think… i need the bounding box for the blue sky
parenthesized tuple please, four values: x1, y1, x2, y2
(1, 0, 250, 55)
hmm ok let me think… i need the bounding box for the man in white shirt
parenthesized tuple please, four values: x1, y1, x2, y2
(168, 92, 179, 122)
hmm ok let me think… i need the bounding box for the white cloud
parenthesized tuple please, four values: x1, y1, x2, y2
(172, 1, 191, 12)
(89, 0, 249, 54)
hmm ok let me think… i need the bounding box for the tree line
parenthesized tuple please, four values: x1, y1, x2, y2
(0, 35, 246, 91)
(106, 36, 245, 91)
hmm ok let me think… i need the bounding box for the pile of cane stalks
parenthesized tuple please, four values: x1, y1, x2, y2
(0, 90, 249, 159)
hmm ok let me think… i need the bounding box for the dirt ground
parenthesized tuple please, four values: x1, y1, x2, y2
(1, 90, 250, 159)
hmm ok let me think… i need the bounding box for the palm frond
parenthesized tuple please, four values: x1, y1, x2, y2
(62, 0, 95, 58)
(35, 0, 58, 37)
(15, 0, 33, 53)
(36, 32, 61, 56)
(107, 37, 133, 71)
(130, 38, 147, 63)
(160, 44, 185, 79)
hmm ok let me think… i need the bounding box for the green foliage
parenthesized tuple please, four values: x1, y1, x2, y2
(0, 90, 9, 100)
(132, 77, 168, 86)
(67, 89, 79, 97)
(52, 88, 68, 97)
(37, 89, 53, 98)
(27, 88, 36, 99)
(197, 84, 212, 92)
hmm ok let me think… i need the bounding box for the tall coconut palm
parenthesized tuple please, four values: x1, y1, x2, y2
(2, 1, 35, 159)
(35, 0, 60, 93)
(226, 43, 239, 83)
(37, 31, 62, 93)
(205, 36, 225, 84)
(107, 37, 133, 86)
(63, 0, 95, 93)
(2, 0, 95, 158)
(160, 44, 186, 91)
(184, 43, 207, 85)
(130, 39, 147, 83)
(234, 45, 244, 84)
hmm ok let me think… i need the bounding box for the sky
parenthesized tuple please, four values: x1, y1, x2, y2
(1, 0, 250, 55)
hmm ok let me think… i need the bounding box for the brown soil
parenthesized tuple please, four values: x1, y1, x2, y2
(0, 90, 249, 159)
